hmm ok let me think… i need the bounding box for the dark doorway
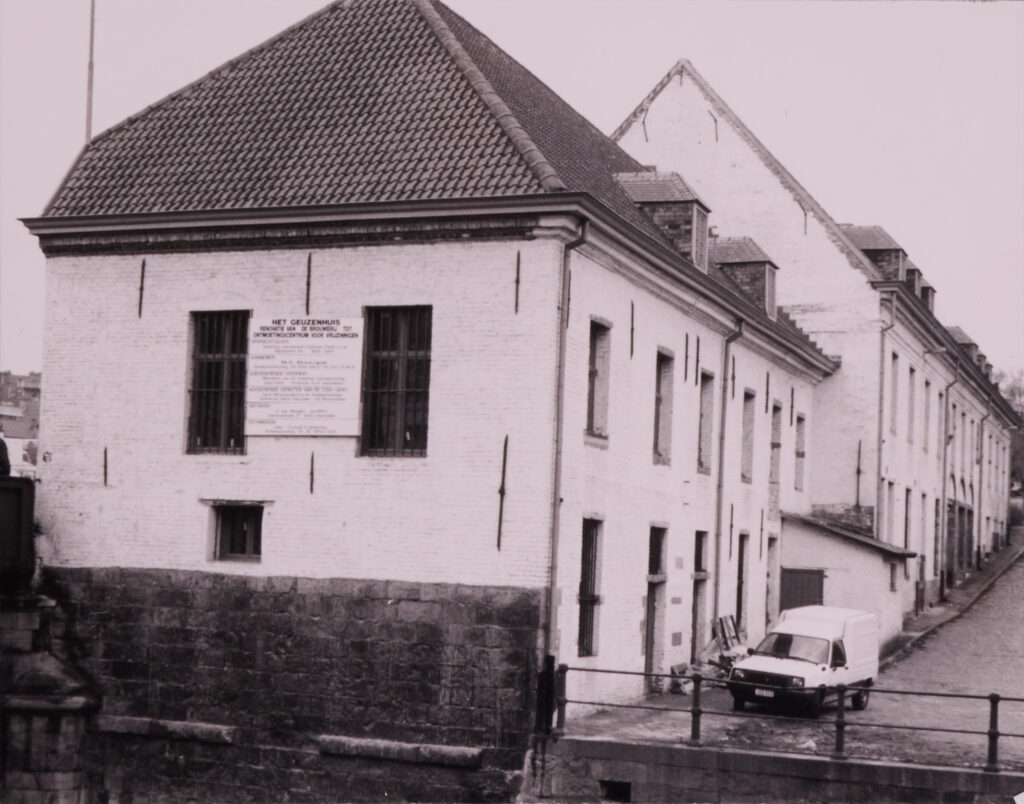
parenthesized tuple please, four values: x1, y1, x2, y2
(780, 568, 824, 611)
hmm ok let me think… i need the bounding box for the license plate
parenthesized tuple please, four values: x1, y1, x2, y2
(754, 688, 775, 698)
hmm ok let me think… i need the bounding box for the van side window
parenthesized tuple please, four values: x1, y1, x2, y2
(831, 641, 847, 668)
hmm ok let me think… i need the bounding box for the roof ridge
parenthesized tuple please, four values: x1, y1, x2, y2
(70, 1, 340, 154)
(412, 0, 566, 193)
(611, 59, 883, 284)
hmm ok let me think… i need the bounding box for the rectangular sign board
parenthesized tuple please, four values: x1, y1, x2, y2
(245, 317, 363, 436)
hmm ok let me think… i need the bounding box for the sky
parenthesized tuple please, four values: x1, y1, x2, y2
(1, 0, 1022, 378)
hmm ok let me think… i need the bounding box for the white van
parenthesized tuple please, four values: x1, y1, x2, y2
(726, 606, 879, 717)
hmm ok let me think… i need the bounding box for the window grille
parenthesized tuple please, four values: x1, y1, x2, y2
(578, 519, 601, 657)
(188, 311, 249, 454)
(361, 306, 432, 456)
(216, 504, 262, 560)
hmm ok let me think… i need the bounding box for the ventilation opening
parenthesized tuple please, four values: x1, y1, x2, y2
(599, 779, 632, 802)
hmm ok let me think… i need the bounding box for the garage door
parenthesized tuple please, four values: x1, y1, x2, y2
(780, 568, 824, 611)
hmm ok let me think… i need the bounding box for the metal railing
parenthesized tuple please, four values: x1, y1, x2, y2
(547, 664, 1024, 773)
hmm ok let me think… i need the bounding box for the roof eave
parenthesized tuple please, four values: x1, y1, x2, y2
(24, 193, 836, 377)
(782, 512, 916, 559)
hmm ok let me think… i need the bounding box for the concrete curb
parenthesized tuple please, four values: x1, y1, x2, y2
(880, 535, 1024, 672)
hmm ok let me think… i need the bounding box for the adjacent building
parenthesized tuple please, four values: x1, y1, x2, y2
(19, 3, 1017, 801)
(614, 59, 1018, 640)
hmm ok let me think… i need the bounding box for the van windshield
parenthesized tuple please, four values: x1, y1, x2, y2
(753, 632, 830, 664)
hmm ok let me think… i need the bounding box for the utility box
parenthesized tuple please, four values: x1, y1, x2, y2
(0, 477, 36, 595)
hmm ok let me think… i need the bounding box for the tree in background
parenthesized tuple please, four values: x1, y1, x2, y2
(994, 368, 1024, 492)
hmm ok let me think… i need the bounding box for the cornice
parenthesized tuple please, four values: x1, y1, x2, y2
(24, 192, 837, 379)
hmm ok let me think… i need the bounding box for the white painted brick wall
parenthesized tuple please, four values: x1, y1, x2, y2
(553, 247, 821, 704)
(38, 237, 565, 589)
(617, 71, 1016, 625)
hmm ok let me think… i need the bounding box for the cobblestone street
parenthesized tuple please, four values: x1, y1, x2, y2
(566, 534, 1024, 771)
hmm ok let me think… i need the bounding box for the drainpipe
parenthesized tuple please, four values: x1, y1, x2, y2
(875, 293, 897, 539)
(712, 318, 743, 623)
(940, 360, 960, 600)
(976, 403, 991, 567)
(544, 219, 587, 660)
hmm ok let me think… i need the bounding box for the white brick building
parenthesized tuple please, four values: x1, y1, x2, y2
(614, 60, 1018, 645)
(21, 3, 840, 797)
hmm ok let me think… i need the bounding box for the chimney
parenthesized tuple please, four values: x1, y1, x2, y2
(919, 283, 936, 313)
(904, 264, 922, 296)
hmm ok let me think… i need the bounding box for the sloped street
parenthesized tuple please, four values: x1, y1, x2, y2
(566, 533, 1024, 771)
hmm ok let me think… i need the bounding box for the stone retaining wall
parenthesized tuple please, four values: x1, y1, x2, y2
(526, 736, 1024, 803)
(42, 567, 542, 802)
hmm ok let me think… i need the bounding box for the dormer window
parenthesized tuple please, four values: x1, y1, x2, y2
(707, 237, 779, 321)
(614, 171, 710, 272)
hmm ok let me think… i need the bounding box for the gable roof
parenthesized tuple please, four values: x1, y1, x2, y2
(709, 236, 774, 266)
(43, 0, 662, 246)
(611, 60, 885, 284)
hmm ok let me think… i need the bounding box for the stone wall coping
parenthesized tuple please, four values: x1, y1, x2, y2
(318, 734, 483, 768)
(549, 737, 1024, 796)
(3, 694, 97, 713)
(92, 714, 236, 745)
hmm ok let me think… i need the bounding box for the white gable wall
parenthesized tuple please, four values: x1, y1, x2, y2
(617, 72, 883, 519)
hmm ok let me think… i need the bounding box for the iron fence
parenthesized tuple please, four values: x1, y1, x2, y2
(547, 664, 1024, 773)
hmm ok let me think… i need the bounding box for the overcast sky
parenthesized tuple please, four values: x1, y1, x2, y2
(2, 0, 1022, 377)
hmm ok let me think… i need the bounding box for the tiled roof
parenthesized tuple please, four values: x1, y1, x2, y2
(838, 224, 903, 252)
(44, 0, 661, 244)
(708, 236, 773, 266)
(947, 325, 975, 346)
(432, 2, 667, 242)
(614, 171, 703, 205)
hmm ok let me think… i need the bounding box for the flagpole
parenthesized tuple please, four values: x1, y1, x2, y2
(86, 0, 96, 142)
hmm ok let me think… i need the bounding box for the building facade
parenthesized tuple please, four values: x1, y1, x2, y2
(614, 60, 1018, 641)
(18, 4, 1018, 802)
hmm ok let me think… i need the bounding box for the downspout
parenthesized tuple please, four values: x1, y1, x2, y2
(976, 402, 991, 568)
(544, 219, 587, 660)
(712, 318, 744, 623)
(940, 360, 960, 600)
(875, 292, 897, 539)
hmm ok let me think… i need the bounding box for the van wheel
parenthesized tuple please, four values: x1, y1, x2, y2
(806, 689, 824, 718)
(732, 696, 745, 712)
(851, 689, 870, 711)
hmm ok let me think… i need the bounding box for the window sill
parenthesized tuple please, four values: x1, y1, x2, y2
(653, 453, 670, 466)
(692, 571, 709, 580)
(584, 431, 609, 450)
(697, 465, 711, 476)
(741, 476, 752, 485)
(215, 555, 261, 563)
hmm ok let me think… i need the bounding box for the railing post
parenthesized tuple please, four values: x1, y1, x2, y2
(833, 685, 847, 759)
(553, 664, 568, 737)
(534, 655, 555, 734)
(985, 693, 1000, 772)
(690, 673, 702, 744)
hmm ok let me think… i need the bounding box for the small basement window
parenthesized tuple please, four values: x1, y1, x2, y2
(216, 504, 263, 560)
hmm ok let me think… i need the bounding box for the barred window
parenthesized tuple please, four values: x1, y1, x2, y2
(361, 306, 432, 456)
(216, 504, 262, 560)
(578, 519, 601, 657)
(188, 311, 249, 454)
